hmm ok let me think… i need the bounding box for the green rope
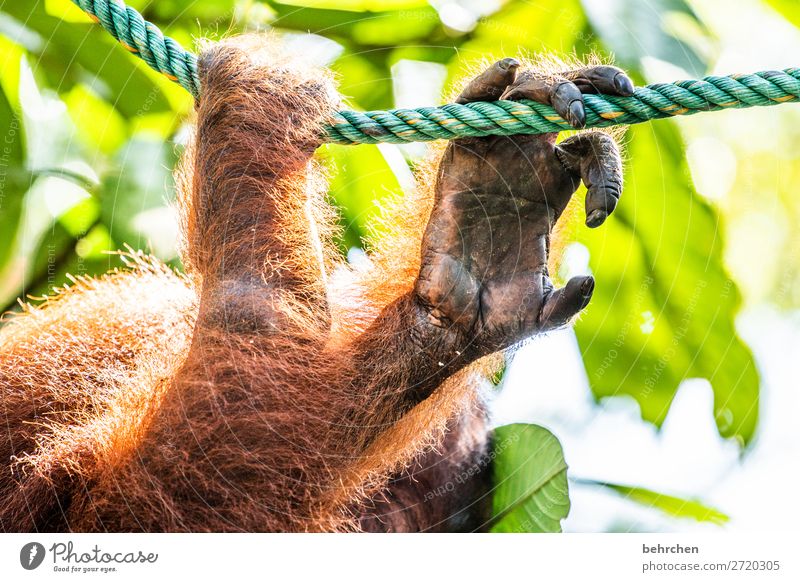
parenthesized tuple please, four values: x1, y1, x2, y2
(73, 0, 200, 96)
(72, 0, 800, 145)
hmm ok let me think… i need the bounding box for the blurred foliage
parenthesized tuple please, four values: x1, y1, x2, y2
(578, 479, 730, 524)
(764, 0, 800, 28)
(573, 122, 759, 444)
(4, 0, 800, 455)
(580, 0, 711, 77)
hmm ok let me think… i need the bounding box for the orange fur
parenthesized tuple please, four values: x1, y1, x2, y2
(0, 34, 489, 532)
(0, 254, 196, 530)
(0, 36, 611, 532)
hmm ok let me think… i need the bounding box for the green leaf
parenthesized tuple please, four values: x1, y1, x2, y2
(60, 196, 101, 238)
(490, 424, 570, 533)
(1, 2, 174, 119)
(43, 0, 94, 23)
(28, 220, 76, 293)
(330, 53, 393, 111)
(144, 0, 237, 22)
(266, 2, 440, 46)
(63, 84, 128, 155)
(269, 0, 430, 9)
(490, 357, 507, 387)
(459, 0, 586, 55)
(585, 480, 729, 525)
(99, 138, 178, 258)
(0, 170, 29, 274)
(764, 0, 800, 28)
(580, 0, 708, 76)
(0, 80, 27, 271)
(0, 35, 24, 114)
(447, 0, 590, 94)
(322, 143, 405, 251)
(575, 122, 759, 445)
(0, 80, 23, 168)
(24, 219, 117, 302)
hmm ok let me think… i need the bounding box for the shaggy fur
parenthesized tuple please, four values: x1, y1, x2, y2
(0, 35, 620, 532)
(0, 35, 497, 532)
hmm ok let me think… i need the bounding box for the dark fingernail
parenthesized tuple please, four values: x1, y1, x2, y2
(586, 209, 607, 228)
(499, 58, 520, 71)
(613, 73, 635, 96)
(580, 277, 595, 298)
(568, 100, 586, 128)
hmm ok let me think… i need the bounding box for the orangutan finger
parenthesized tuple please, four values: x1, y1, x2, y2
(456, 58, 521, 104)
(538, 275, 595, 331)
(502, 73, 586, 129)
(566, 65, 635, 96)
(556, 131, 623, 228)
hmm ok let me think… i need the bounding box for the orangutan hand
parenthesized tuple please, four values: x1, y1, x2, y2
(416, 59, 632, 354)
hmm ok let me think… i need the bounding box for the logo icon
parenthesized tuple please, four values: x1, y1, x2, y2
(20, 542, 46, 570)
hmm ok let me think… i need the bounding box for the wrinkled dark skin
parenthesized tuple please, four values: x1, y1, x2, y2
(416, 59, 633, 356)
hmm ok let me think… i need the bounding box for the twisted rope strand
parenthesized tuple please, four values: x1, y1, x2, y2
(75, 0, 200, 96)
(72, 0, 800, 145)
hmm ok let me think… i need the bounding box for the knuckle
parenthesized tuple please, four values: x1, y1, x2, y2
(554, 80, 580, 97)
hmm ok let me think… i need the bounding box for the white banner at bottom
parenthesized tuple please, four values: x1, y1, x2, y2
(1, 533, 794, 581)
